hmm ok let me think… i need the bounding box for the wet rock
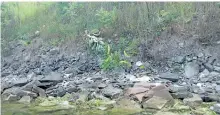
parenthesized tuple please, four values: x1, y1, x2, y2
(184, 61, 200, 78)
(159, 72, 179, 82)
(40, 72, 63, 82)
(142, 96, 170, 110)
(102, 85, 122, 99)
(210, 103, 220, 114)
(183, 94, 203, 108)
(18, 96, 32, 104)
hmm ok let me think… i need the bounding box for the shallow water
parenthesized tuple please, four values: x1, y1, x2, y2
(1, 101, 142, 115)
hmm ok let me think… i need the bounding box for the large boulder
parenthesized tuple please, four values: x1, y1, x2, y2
(126, 82, 174, 110)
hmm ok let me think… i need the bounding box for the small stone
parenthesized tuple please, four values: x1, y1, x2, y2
(18, 96, 32, 104)
(183, 94, 202, 108)
(35, 31, 40, 36)
(136, 61, 143, 67)
(197, 53, 204, 58)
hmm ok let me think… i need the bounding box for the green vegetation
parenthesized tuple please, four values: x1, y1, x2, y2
(2, 2, 219, 70)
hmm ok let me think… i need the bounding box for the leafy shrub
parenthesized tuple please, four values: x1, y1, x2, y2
(101, 44, 131, 71)
(96, 7, 117, 28)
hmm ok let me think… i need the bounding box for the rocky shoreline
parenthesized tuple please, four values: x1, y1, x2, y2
(1, 40, 220, 114)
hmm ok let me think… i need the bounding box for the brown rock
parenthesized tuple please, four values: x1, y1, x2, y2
(142, 96, 169, 109)
(126, 87, 149, 96)
(134, 82, 158, 88)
